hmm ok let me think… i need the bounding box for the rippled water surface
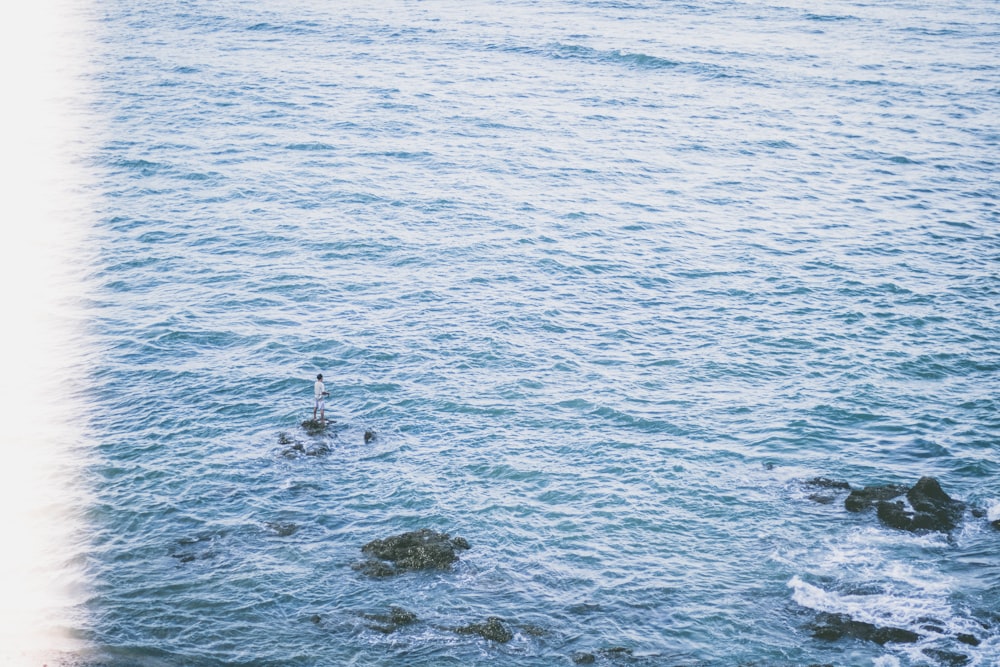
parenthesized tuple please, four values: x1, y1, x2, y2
(77, 0, 999, 665)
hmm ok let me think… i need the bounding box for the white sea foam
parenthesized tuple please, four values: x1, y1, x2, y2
(987, 500, 1000, 523)
(788, 575, 952, 631)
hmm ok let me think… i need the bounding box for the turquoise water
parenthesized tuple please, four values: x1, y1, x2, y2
(76, 0, 999, 665)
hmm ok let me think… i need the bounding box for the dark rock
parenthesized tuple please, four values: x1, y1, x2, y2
(844, 477, 965, 533)
(362, 606, 418, 633)
(875, 477, 965, 533)
(922, 648, 970, 666)
(572, 652, 596, 665)
(569, 603, 602, 614)
(991, 519, 1000, 531)
(808, 493, 837, 505)
(454, 616, 513, 643)
(909, 477, 964, 520)
(364, 430, 375, 444)
(310, 614, 322, 624)
(277, 432, 294, 445)
(956, 633, 980, 647)
(356, 528, 470, 577)
(808, 612, 920, 645)
(970, 508, 986, 518)
(845, 484, 908, 512)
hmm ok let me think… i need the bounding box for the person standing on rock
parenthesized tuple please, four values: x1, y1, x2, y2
(313, 373, 330, 423)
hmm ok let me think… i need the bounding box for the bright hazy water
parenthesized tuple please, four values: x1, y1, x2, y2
(75, 0, 998, 665)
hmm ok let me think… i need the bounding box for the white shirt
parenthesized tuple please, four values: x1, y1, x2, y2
(314, 380, 326, 400)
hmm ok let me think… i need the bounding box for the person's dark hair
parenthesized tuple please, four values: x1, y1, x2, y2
(317, 374, 323, 380)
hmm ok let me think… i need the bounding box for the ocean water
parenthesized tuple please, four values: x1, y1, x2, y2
(67, 0, 1000, 665)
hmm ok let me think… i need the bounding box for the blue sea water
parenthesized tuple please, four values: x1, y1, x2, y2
(70, 0, 1000, 665)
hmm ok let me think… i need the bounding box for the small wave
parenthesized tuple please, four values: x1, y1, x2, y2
(549, 43, 679, 71)
(286, 142, 336, 151)
(788, 575, 952, 633)
(804, 13, 859, 22)
(115, 158, 167, 175)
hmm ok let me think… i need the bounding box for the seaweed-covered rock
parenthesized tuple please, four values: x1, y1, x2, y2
(301, 419, 328, 435)
(354, 528, 470, 577)
(362, 606, 418, 634)
(454, 616, 513, 643)
(571, 652, 596, 665)
(809, 612, 920, 645)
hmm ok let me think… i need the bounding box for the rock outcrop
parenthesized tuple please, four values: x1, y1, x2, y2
(354, 528, 470, 577)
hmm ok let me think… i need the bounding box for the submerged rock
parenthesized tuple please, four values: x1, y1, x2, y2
(279, 430, 329, 457)
(844, 477, 966, 533)
(922, 647, 970, 666)
(804, 477, 852, 505)
(354, 528, 470, 577)
(281, 442, 306, 458)
(364, 429, 376, 444)
(264, 521, 299, 537)
(570, 645, 648, 664)
(808, 612, 920, 645)
(805, 477, 852, 491)
(362, 606, 418, 634)
(454, 616, 513, 643)
(956, 633, 981, 647)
